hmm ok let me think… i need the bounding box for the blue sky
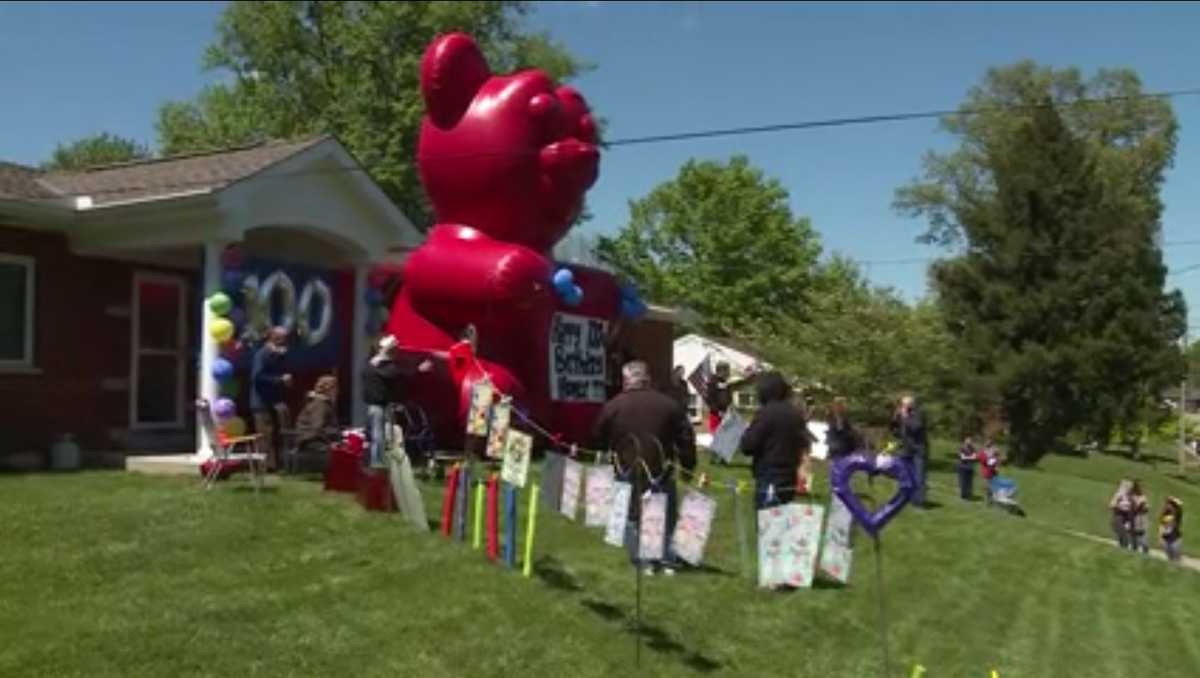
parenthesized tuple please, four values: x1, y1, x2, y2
(2, 1, 1198, 328)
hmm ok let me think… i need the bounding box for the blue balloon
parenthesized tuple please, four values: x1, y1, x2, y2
(228, 307, 245, 329)
(552, 268, 574, 288)
(364, 288, 383, 306)
(212, 358, 234, 382)
(221, 271, 243, 293)
(564, 285, 583, 307)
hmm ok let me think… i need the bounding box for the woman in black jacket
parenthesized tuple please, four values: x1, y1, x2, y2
(739, 372, 808, 509)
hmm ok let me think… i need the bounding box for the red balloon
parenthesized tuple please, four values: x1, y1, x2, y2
(387, 32, 619, 449)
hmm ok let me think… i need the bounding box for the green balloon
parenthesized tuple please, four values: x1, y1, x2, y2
(208, 293, 232, 317)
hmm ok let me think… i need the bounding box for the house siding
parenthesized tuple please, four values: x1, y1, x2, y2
(0, 226, 195, 459)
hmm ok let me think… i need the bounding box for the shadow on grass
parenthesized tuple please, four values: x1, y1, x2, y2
(580, 598, 724, 673)
(229, 485, 281, 494)
(533, 556, 585, 593)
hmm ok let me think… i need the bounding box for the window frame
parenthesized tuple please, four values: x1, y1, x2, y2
(0, 253, 35, 371)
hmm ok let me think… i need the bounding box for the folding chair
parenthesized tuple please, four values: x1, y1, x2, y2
(196, 399, 266, 492)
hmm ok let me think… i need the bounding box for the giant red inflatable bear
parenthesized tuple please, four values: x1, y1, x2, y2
(385, 32, 644, 450)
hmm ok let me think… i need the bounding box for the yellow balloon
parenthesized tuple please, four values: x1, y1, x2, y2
(209, 318, 234, 343)
(221, 416, 246, 438)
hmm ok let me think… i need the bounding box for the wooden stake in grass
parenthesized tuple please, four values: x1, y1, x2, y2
(873, 536, 892, 678)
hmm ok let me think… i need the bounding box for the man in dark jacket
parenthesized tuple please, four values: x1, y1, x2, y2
(362, 335, 432, 468)
(251, 327, 292, 472)
(592, 360, 696, 576)
(890, 395, 929, 508)
(739, 371, 808, 509)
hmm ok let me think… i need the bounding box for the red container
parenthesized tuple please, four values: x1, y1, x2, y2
(323, 442, 362, 494)
(357, 468, 396, 513)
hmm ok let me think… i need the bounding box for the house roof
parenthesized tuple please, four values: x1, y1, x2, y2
(0, 162, 59, 200)
(35, 135, 329, 207)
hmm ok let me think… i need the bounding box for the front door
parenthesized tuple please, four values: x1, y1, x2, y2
(131, 273, 187, 430)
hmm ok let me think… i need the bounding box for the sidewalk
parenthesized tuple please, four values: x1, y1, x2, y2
(1065, 530, 1199, 572)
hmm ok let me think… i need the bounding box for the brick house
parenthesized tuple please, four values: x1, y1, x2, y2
(0, 136, 679, 469)
(0, 136, 420, 466)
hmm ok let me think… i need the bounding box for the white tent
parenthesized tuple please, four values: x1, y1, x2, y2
(672, 334, 769, 395)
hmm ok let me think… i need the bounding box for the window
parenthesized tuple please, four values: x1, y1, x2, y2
(734, 388, 758, 410)
(0, 254, 34, 368)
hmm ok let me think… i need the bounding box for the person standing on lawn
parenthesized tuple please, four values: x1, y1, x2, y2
(1109, 479, 1134, 549)
(592, 360, 697, 577)
(666, 365, 691, 413)
(977, 439, 1001, 505)
(1159, 496, 1184, 563)
(825, 397, 860, 459)
(890, 395, 929, 508)
(739, 371, 809, 511)
(1128, 480, 1150, 554)
(251, 326, 293, 472)
(362, 335, 433, 468)
(957, 436, 978, 501)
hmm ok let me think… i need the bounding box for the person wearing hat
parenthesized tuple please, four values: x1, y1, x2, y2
(362, 335, 433, 468)
(1159, 496, 1184, 563)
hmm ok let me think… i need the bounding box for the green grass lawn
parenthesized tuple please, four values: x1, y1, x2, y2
(2, 446, 1199, 678)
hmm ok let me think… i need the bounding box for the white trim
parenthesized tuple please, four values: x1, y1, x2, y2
(0, 253, 35, 370)
(74, 188, 214, 211)
(130, 271, 188, 431)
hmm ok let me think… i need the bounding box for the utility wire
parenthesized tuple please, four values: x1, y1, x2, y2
(18, 85, 1200, 201)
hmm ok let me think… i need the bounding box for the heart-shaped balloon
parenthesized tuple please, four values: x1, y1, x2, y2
(830, 451, 914, 537)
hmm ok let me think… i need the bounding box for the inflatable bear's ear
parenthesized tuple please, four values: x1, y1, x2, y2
(420, 32, 491, 129)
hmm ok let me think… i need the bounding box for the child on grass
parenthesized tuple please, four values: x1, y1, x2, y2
(977, 439, 1001, 505)
(1159, 496, 1184, 563)
(957, 436, 977, 501)
(1109, 479, 1133, 549)
(1128, 480, 1150, 554)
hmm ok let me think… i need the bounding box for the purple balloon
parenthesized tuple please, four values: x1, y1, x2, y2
(212, 358, 234, 382)
(213, 398, 237, 420)
(830, 452, 914, 537)
(228, 307, 245, 328)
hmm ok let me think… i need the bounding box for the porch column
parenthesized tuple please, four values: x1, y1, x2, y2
(350, 262, 369, 427)
(196, 240, 228, 459)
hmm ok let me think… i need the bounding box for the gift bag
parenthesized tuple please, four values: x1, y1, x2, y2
(671, 490, 717, 566)
(584, 465, 615, 528)
(757, 503, 824, 588)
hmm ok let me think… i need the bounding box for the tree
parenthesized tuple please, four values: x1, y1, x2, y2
(155, 1, 589, 230)
(916, 95, 1185, 465)
(595, 156, 822, 337)
(43, 133, 151, 171)
(895, 62, 1177, 248)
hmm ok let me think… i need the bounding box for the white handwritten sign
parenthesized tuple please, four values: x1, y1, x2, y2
(549, 313, 608, 403)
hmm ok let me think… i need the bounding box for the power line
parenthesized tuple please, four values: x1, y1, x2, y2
(16, 85, 1200, 201)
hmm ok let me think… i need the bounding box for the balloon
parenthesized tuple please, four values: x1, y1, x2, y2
(552, 268, 574, 288)
(209, 318, 234, 343)
(207, 293, 232, 317)
(212, 358, 234, 382)
(299, 279, 335, 346)
(367, 269, 393, 291)
(218, 378, 241, 398)
(220, 245, 244, 269)
(220, 416, 246, 438)
(364, 287, 383, 306)
(213, 398, 237, 420)
(220, 339, 239, 360)
(563, 285, 583, 307)
(829, 452, 914, 537)
(228, 307, 245, 329)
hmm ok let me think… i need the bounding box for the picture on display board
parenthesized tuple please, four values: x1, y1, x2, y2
(819, 494, 854, 584)
(486, 397, 512, 459)
(671, 490, 717, 566)
(604, 481, 633, 547)
(501, 430, 532, 489)
(638, 493, 668, 562)
(757, 503, 825, 589)
(583, 465, 615, 528)
(709, 410, 748, 462)
(560, 459, 584, 521)
(467, 380, 494, 437)
(549, 312, 608, 403)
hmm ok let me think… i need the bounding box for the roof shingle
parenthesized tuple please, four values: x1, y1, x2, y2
(0, 162, 59, 201)
(33, 135, 328, 206)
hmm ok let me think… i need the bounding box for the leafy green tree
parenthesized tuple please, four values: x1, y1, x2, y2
(156, 1, 589, 230)
(918, 96, 1185, 465)
(43, 133, 151, 171)
(595, 156, 822, 337)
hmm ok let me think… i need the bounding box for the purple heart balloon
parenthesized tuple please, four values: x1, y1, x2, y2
(830, 452, 915, 537)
